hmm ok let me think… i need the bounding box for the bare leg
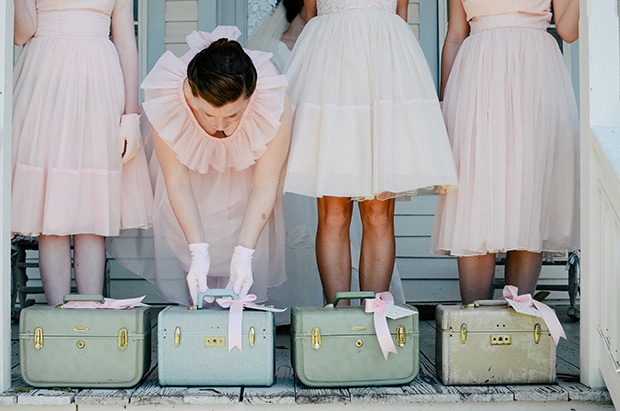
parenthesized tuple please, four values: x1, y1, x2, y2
(73, 234, 106, 295)
(358, 197, 395, 294)
(458, 254, 496, 304)
(316, 196, 353, 304)
(38, 235, 72, 306)
(504, 250, 542, 296)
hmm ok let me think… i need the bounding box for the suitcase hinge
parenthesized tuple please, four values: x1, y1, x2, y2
(118, 328, 128, 350)
(460, 324, 467, 344)
(312, 328, 321, 350)
(396, 325, 406, 347)
(249, 326, 255, 347)
(534, 323, 541, 344)
(34, 327, 44, 350)
(174, 326, 181, 347)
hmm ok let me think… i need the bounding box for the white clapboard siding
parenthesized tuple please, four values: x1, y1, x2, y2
(165, 0, 197, 55)
(408, 0, 420, 40)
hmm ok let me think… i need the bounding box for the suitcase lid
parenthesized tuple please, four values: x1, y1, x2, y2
(291, 305, 418, 337)
(19, 306, 150, 337)
(157, 306, 274, 336)
(436, 303, 550, 333)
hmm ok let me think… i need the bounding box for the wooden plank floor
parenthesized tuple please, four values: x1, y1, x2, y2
(1, 305, 613, 408)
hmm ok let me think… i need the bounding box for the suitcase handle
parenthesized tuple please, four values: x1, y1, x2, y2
(197, 289, 238, 309)
(63, 294, 105, 303)
(467, 299, 508, 308)
(333, 291, 375, 307)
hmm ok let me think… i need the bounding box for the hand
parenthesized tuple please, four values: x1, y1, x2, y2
(120, 113, 142, 164)
(227, 245, 255, 298)
(434, 185, 448, 195)
(187, 243, 210, 306)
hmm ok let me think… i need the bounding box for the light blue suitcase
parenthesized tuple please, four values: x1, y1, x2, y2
(157, 289, 275, 386)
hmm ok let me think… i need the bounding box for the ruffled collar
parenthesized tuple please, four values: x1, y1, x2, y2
(141, 27, 288, 174)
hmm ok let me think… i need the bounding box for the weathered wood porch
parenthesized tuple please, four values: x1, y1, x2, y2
(0, 305, 612, 410)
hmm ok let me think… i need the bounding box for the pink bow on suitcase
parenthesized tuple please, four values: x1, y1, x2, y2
(364, 292, 398, 360)
(216, 294, 260, 352)
(501, 285, 566, 345)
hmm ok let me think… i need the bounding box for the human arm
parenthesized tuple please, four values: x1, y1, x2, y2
(227, 97, 292, 296)
(153, 129, 208, 303)
(552, 0, 579, 43)
(111, 0, 140, 115)
(13, 0, 36, 46)
(396, 0, 408, 21)
(305, 0, 317, 23)
(439, 0, 469, 100)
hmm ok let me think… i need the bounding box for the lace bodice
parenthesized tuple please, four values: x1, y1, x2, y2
(462, 0, 551, 23)
(317, 0, 397, 15)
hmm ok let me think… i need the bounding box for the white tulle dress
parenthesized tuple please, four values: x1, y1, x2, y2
(283, 0, 458, 200)
(431, 0, 579, 256)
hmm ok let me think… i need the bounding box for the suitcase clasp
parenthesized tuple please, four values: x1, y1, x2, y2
(118, 328, 128, 350)
(312, 328, 321, 350)
(249, 326, 255, 347)
(34, 327, 43, 350)
(534, 323, 541, 344)
(174, 326, 181, 347)
(460, 324, 467, 344)
(396, 325, 406, 347)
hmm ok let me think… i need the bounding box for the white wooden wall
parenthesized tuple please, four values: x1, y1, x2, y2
(0, 0, 12, 392)
(165, 0, 198, 56)
(579, 0, 620, 401)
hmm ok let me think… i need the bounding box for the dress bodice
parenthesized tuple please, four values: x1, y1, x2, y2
(34, 0, 115, 37)
(317, 0, 397, 15)
(463, 0, 552, 32)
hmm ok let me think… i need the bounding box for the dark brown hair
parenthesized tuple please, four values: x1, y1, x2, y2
(282, 0, 304, 23)
(187, 38, 257, 107)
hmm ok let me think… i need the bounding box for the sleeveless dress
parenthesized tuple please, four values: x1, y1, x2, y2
(11, 0, 152, 236)
(140, 28, 287, 305)
(283, 0, 458, 200)
(431, 0, 579, 256)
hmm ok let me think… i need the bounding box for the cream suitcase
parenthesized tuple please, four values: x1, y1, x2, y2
(436, 301, 556, 385)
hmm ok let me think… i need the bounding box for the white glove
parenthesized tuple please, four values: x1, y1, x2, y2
(227, 245, 255, 298)
(120, 113, 142, 164)
(187, 243, 210, 306)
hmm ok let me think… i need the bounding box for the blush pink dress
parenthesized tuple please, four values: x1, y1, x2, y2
(140, 28, 287, 305)
(11, 0, 152, 236)
(431, 0, 579, 256)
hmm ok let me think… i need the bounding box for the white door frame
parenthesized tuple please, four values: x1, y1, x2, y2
(579, 0, 620, 400)
(0, 0, 13, 392)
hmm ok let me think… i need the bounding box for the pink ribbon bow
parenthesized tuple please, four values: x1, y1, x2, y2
(364, 292, 398, 360)
(186, 26, 242, 50)
(216, 294, 260, 352)
(63, 296, 147, 310)
(501, 285, 566, 345)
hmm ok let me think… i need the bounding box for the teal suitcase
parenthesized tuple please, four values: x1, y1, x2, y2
(19, 295, 151, 388)
(291, 291, 419, 387)
(158, 289, 275, 386)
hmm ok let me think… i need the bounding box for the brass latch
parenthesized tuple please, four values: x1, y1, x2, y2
(73, 327, 89, 333)
(249, 327, 256, 347)
(77, 340, 85, 349)
(118, 328, 128, 350)
(490, 335, 512, 345)
(396, 325, 406, 347)
(534, 323, 541, 344)
(34, 327, 43, 350)
(355, 339, 364, 347)
(312, 328, 321, 350)
(460, 324, 467, 344)
(174, 326, 181, 347)
(204, 337, 225, 347)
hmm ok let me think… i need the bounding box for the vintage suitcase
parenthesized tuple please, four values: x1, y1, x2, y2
(19, 295, 151, 388)
(436, 301, 556, 385)
(158, 289, 275, 386)
(291, 291, 419, 387)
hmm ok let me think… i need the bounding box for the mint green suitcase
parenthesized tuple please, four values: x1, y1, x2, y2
(291, 292, 419, 387)
(19, 295, 151, 388)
